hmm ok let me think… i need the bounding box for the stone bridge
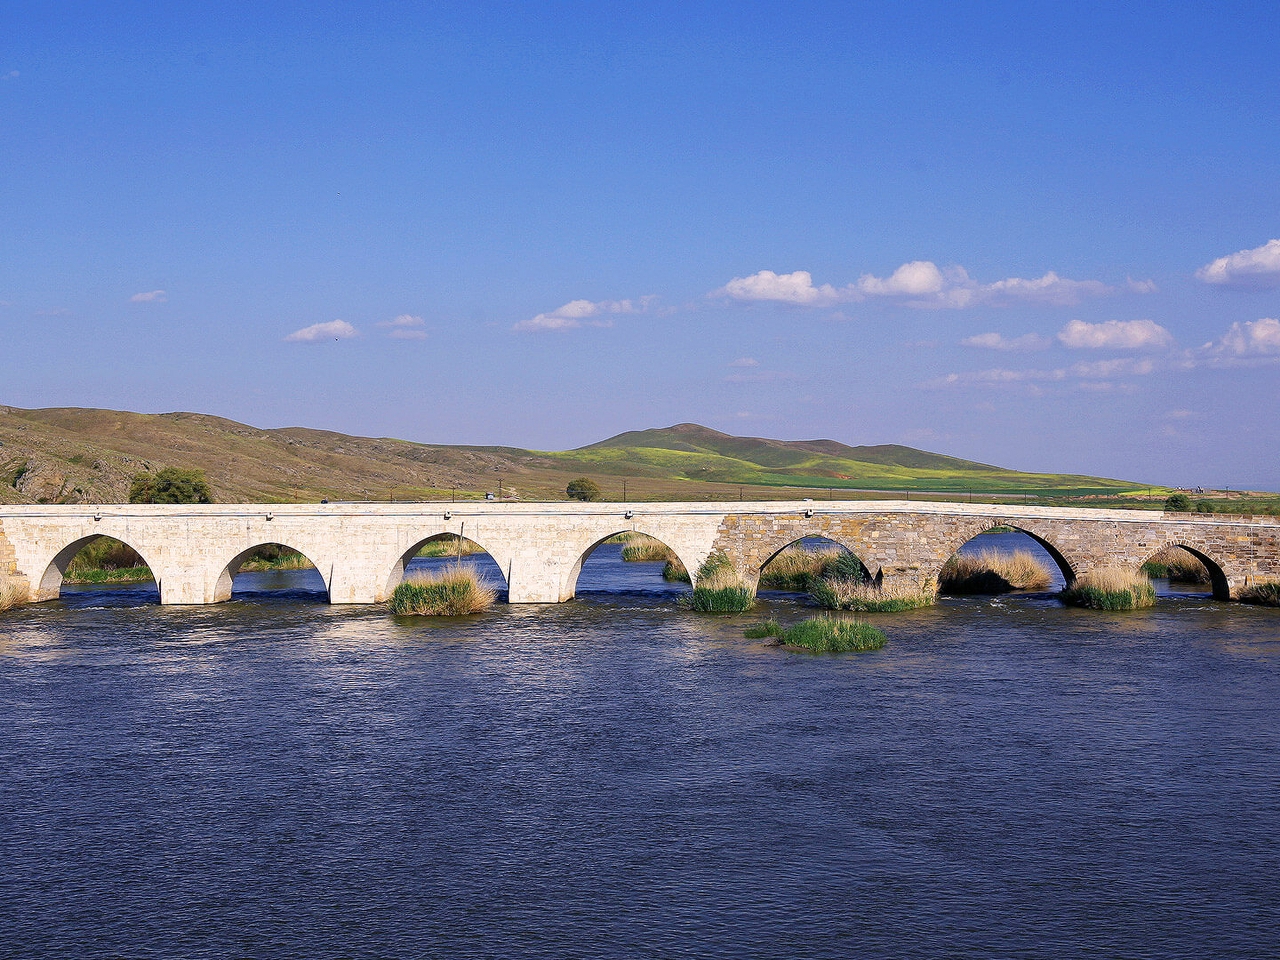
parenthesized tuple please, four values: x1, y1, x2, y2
(0, 501, 1276, 605)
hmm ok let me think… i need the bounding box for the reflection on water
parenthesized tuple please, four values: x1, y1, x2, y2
(2, 545, 1279, 958)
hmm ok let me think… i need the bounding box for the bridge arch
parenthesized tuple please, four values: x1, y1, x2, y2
(214, 542, 330, 602)
(754, 535, 871, 594)
(933, 521, 1077, 590)
(37, 534, 159, 602)
(564, 529, 699, 599)
(1140, 542, 1231, 601)
(383, 532, 509, 600)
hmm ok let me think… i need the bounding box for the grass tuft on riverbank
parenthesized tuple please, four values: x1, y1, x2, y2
(1238, 580, 1280, 607)
(0, 576, 28, 611)
(1140, 546, 1210, 584)
(1059, 568, 1156, 610)
(939, 549, 1053, 594)
(680, 553, 753, 612)
(416, 535, 484, 559)
(758, 546, 864, 591)
(745, 616, 887, 652)
(810, 577, 936, 612)
(389, 566, 496, 615)
(620, 535, 675, 562)
(63, 536, 153, 583)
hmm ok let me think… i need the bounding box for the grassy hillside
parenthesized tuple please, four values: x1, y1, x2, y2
(0, 404, 1170, 506)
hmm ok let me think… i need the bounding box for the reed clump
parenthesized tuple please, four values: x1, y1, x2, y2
(680, 553, 753, 612)
(1238, 580, 1280, 607)
(620, 535, 676, 562)
(389, 566, 496, 615)
(809, 577, 936, 612)
(416, 536, 483, 559)
(939, 549, 1053, 594)
(745, 616, 887, 653)
(758, 546, 864, 591)
(1140, 546, 1210, 584)
(237, 545, 315, 571)
(1059, 567, 1156, 610)
(663, 557, 691, 583)
(0, 575, 29, 612)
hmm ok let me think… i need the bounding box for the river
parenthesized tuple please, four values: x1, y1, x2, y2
(2, 535, 1279, 958)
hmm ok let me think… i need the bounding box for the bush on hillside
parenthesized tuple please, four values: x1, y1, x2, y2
(129, 467, 214, 504)
(1164, 493, 1192, 512)
(566, 477, 602, 502)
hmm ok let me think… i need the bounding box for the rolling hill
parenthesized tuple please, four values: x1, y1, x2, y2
(0, 405, 1156, 505)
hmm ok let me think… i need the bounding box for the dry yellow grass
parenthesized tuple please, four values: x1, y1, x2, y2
(1141, 546, 1210, 583)
(810, 577, 937, 612)
(0, 575, 29, 612)
(390, 565, 497, 615)
(620, 534, 676, 562)
(939, 549, 1053, 593)
(1060, 567, 1156, 610)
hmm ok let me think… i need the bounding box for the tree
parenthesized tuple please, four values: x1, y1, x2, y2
(129, 467, 214, 504)
(566, 477, 602, 502)
(1164, 493, 1192, 512)
(1195, 499, 1215, 514)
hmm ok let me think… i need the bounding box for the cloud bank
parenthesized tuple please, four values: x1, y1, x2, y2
(130, 290, 167, 303)
(285, 319, 358, 342)
(514, 296, 652, 332)
(1202, 318, 1280, 360)
(1197, 239, 1280, 289)
(1057, 319, 1173, 350)
(714, 261, 1123, 309)
(378, 314, 427, 340)
(961, 332, 1051, 351)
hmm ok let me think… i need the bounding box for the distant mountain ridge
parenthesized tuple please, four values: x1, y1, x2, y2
(0, 405, 1150, 505)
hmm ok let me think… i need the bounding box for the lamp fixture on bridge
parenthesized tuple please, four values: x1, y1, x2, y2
(804, 508, 813, 518)
(624, 510, 633, 520)
(93, 512, 101, 521)
(266, 512, 273, 521)
(444, 511, 451, 520)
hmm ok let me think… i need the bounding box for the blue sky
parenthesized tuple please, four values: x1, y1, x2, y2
(3, 2, 1279, 487)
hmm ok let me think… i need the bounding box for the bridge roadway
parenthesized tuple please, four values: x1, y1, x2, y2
(1, 500, 1277, 605)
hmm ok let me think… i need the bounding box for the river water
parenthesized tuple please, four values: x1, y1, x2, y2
(2, 536, 1279, 958)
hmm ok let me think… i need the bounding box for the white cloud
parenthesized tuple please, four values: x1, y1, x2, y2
(130, 289, 167, 303)
(377, 314, 427, 340)
(1202, 318, 1280, 359)
(285, 319, 358, 342)
(715, 270, 845, 306)
(1197, 239, 1280, 288)
(514, 296, 651, 332)
(728, 357, 759, 367)
(2, 71, 18, 80)
(1070, 357, 1155, 378)
(1057, 318, 1173, 350)
(1127, 277, 1158, 294)
(925, 356, 1157, 390)
(715, 261, 1115, 309)
(961, 332, 1051, 351)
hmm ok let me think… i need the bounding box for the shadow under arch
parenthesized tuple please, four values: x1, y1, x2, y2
(215, 542, 329, 602)
(38, 534, 159, 602)
(1141, 542, 1231, 601)
(384, 532, 509, 600)
(944, 523, 1076, 588)
(565, 529, 695, 598)
(756, 534, 871, 592)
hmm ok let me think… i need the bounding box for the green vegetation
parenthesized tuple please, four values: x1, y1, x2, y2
(415, 535, 484, 559)
(1141, 546, 1210, 583)
(809, 577, 936, 612)
(1164, 493, 1192, 511)
(566, 477, 602, 501)
(129, 467, 213, 504)
(681, 553, 753, 612)
(744, 616, 887, 652)
(663, 558, 691, 582)
(389, 566, 496, 615)
(939, 550, 1053, 594)
(620, 534, 675, 562)
(758, 545, 864, 591)
(64, 537, 153, 583)
(1060, 568, 1156, 610)
(237, 544, 315, 571)
(1238, 581, 1280, 607)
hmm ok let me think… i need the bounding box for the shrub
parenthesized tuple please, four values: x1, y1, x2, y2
(810, 577, 936, 612)
(566, 478, 602, 502)
(63, 537, 153, 583)
(1059, 567, 1156, 610)
(1238, 581, 1280, 607)
(1164, 493, 1192, 512)
(620, 535, 675, 562)
(1141, 546, 1210, 583)
(681, 553, 753, 612)
(939, 549, 1053, 594)
(389, 566, 496, 615)
(129, 467, 214, 504)
(1195, 499, 1215, 514)
(745, 616, 886, 652)
(663, 558, 691, 583)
